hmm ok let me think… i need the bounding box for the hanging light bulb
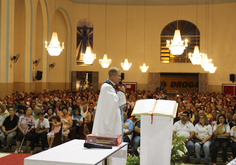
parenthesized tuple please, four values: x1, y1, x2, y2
(201, 54, 209, 71)
(140, 63, 149, 73)
(202, 58, 212, 71)
(81, 45, 96, 65)
(166, 30, 188, 55)
(209, 65, 217, 73)
(99, 54, 111, 68)
(188, 46, 203, 65)
(45, 32, 64, 56)
(121, 58, 132, 71)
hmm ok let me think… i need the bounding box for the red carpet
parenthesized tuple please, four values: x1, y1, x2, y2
(0, 153, 31, 165)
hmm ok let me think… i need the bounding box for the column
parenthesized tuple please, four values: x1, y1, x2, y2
(0, 0, 15, 96)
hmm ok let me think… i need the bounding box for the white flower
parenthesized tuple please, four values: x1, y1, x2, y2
(137, 147, 140, 154)
(171, 145, 173, 149)
(177, 149, 185, 157)
(183, 146, 187, 153)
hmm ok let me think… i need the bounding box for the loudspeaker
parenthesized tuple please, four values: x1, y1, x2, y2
(35, 71, 43, 80)
(121, 73, 124, 80)
(230, 74, 235, 83)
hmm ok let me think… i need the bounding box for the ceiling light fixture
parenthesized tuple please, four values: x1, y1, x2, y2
(45, 0, 64, 56)
(166, 0, 188, 55)
(99, 0, 111, 68)
(121, 0, 131, 70)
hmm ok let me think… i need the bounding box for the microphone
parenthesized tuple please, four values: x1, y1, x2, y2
(119, 81, 123, 87)
(84, 143, 112, 149)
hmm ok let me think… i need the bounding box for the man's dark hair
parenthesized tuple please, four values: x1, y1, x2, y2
(43, 101, 48, 106)
(227, 111, 233, 115)
(182, 111, 189, 117)
(18, 105, 26, 111)
(38, 112, 43, 116)
(8, 106, 15, 111)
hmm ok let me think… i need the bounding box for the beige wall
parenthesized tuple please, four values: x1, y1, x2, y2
(14, 0, 25, 82)
(1, 1, 236, 96)
(48, 10, 67, 83)
(71, 3, 236, 92)
(35, 1, 43, 77)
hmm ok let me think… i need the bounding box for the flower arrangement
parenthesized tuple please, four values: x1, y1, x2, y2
(126, 135, 186, 165)
(126, 147, 140, 165)
(171, 134, 188, 165)
(126, 154, 140, 165)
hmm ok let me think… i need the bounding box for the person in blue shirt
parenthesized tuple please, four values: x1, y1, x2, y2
(123, 112, 134, 142)
(133, 120, 140, 156)
(72, 108, 83, 138)
(14, 99, 20, 111)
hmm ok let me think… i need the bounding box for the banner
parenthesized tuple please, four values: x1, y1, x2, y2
(160, 74, 198, 91)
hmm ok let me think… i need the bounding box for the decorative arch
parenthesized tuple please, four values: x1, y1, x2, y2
(34, 0, 49, 83)
(57, 7, 72, 83)
(160, 20, 200, 63)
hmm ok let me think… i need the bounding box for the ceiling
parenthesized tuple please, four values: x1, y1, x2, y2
(69, 0, 236, 6)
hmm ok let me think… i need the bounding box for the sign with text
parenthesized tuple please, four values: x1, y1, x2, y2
(122, 82, 136, 92)
(160, 73, 199, 91)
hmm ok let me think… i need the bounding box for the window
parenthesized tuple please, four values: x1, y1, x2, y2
(76, 19, 94, 66)
(160, 20, 200, 63)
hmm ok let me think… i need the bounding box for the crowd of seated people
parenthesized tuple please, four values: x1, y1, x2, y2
(126, 89, 236, 164)
(173, 91, 236, 165)
(1, 88, 236, 164)
(0, 89, 99, 153)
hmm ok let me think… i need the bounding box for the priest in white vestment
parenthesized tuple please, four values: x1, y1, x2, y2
(92, 67, 126, 135)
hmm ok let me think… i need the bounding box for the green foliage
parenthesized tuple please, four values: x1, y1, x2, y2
(171, 134, 187, 165)
(126, 154, 140, 165)
(126, 135, 186, 165)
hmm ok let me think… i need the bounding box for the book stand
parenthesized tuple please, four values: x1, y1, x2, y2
(140, 115, 173, 165)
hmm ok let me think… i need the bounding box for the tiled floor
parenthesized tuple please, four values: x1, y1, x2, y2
(0, 153, 11, 158)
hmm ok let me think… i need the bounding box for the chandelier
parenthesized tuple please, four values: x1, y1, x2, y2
(121, 0, 132, 71)
(100, 0, 111, 68)
(208, 1, 217, 74)
(139, 0, 149, 73)
(188, 46, 202, 65)
(99, 54, 111, 68)
(209, 65, 217, 73)
(201, 54, 209, 70)
(45, 32, 64, 56)
(166, 30, 188, 55)
(81, 45, 96, 65)
(121, 58, 132, 71)
(140, 63, 149, 73)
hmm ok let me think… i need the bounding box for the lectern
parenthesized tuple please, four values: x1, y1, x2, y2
(140, 115, 173, 165)
(131, 99, 177, 165)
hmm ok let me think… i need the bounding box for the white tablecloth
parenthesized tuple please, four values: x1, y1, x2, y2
(24, 139, 127, 165)
(228, 158, 236, 165)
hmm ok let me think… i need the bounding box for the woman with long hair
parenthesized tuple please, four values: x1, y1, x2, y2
(61, 107, 72, 142)
(211, 114, 230, 165)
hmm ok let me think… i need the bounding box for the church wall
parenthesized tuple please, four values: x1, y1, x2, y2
(1, 1, 236, 96)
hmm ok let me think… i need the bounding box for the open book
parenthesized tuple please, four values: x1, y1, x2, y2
(131, 99, 178, 118)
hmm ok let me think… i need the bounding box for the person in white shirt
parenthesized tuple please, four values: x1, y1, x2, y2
(230, 125, 236, 159)
(173, 111, 195, 163)
(30, 112, 50, 154)
(211, 114, 230, 165)
(194, 114, 212, 164)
